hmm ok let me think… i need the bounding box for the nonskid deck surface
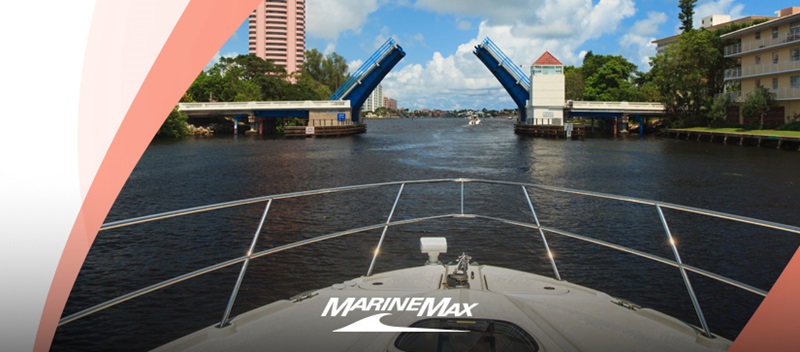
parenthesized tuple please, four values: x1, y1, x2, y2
(155, 264, 730, 352)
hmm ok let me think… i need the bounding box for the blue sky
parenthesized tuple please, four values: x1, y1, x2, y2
(213, 0, 794, 110)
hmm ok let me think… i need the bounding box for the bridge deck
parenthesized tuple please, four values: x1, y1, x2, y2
(474, 37, 530, 122)
(568, 101, 665, 116)
(178, 101, 350, 117)
(331, 38, 405, 122)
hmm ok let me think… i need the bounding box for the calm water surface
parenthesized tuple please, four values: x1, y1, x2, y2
(54, 118, 800, 350)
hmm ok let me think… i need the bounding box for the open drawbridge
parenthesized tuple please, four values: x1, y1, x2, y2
(179, 38, 405, 128)
(473, 37, 531, 122)
(330, 38, 406, 122)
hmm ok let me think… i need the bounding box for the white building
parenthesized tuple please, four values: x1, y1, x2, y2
(527, 52, 565, 125)
(362, 84, 384, 113)
(701, 14, 731, 28)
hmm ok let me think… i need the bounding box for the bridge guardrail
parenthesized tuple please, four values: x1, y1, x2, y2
(569, 101, 665, 112)
(329, 38, 396, 100)
(178, 101, 351, 112)
(480, 37, 531, 90)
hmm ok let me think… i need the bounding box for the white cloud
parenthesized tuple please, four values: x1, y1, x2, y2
(204, 51, 239, 70)
(372, 26, 398, 51)
(323, 42, 337, 55)
(385, 0, 637, 109)
(414, 33, 426, 46)
(306, 0, 380, 40)
(457, 20, 472, 31)
(619, 11, 668, 70)
(693, 0, 746, 29)
(414, 0, 536, 25)
(348, 59, 364, 74)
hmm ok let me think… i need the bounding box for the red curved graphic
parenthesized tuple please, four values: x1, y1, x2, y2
(729, 248, 800, 351)
(34, 1, 261, 350)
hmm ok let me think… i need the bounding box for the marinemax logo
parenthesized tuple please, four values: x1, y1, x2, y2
(322, 297, 477, 333)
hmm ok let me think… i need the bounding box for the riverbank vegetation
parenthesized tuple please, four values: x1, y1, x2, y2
(676, 127, 800, 138)
(565, 1, 793, 132)
(156, 51, 350, 138)
(156, 107, 190, 138)
(645, 1, 778, 130)
(158, 0, 795, 137)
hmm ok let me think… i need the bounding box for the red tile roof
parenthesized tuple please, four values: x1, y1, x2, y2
(533, 51, 563, 66)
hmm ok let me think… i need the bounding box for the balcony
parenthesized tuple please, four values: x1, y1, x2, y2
(718, 88, 800, 102)
(716, 91, 743, 103)
(725, 67, 742, 79)
(724, 60, 800, 80)
(724, 43, 741, 56)
(724, 32, 800, 57)
(773, 87, 800, 100)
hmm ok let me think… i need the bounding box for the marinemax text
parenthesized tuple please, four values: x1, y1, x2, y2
(322, 297, 477, 317)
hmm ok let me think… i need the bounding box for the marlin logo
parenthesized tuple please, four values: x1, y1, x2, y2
(322, 297, 477, 333)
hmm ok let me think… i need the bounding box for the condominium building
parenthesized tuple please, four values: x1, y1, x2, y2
(362, 85, 384, 113)
(248, 0, 306, 74)
(383, 97, 398, 111)
(722, 7, 800, 125)
(653, 15, 773, 55)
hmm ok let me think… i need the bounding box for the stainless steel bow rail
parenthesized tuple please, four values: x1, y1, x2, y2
(59, 179, 800, 338)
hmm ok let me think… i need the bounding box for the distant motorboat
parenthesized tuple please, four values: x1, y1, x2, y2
(469, 116, 481, 125)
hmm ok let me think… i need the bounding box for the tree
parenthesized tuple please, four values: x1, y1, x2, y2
(707, 94, 730, 127)
(740, 85, 776, 129)
(678, 0, 697, 32)
(286, 72, 332, 100)
(582, 54, 639, 101)
(302, 49, 350, 93)
(156, 107, 189, 138)
(184, 52, 348, 109)
(564, 66, 584, 100)
(650, 29, 723, 126)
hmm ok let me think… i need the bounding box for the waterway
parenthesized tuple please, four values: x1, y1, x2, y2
(53, 118, 800, 350)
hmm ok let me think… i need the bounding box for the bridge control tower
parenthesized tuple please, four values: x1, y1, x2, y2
(527, 52, 565, 126)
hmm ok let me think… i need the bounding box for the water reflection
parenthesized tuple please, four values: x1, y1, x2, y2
(54, 118, 800, 350)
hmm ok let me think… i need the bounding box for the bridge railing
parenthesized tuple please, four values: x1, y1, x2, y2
(569, 101, 665, 112)
(58, 178, 800, 339)
(480, 37, 531, 90)
(178, 101, 350, 112)
(330, 38, 397, 100)
(308, 119, 356, 127)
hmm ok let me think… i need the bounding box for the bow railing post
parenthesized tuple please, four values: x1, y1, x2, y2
(522, 186, 561, 281)
(218, 199, 273, 328)
(366, 183, 405, 276)
(656, 204, 712, 337)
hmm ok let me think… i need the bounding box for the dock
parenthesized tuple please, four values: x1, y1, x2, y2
(284, 124, 366, 138)
(665, 129, 800, 151)
(515, 124, 585, 139)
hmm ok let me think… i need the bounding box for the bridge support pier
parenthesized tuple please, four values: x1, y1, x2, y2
(638, 115, 644, 137)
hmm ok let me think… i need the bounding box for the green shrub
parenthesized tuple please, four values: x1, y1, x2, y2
(156, 107, 189, 138)
(777, 113, 800, 131)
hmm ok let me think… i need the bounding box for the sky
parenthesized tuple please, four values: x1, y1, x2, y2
(213, 0, 795, 110)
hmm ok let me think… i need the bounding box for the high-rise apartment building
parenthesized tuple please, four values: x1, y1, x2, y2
(653, 14, 774, 55)
(722, 7, 800, 126)
(248, 0, 306, 74)
(383, 97, 398, 111)
(362, 85, 384, 112)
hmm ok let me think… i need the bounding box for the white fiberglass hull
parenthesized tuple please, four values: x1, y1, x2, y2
(155, 264, 730, 352)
